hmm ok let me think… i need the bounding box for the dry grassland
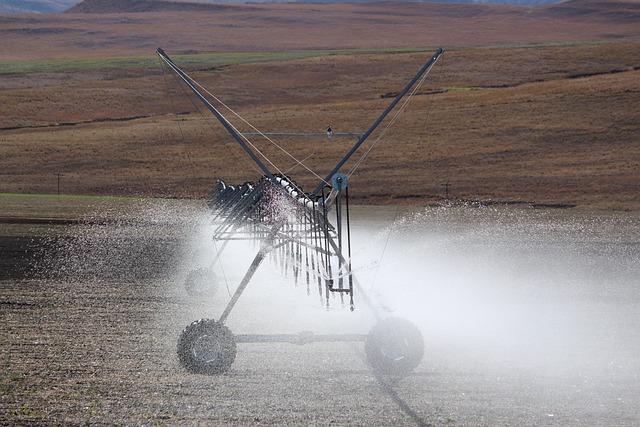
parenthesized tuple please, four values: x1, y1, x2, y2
(0, 0, 638, 210)
(1, 42, 638, 209)
(0, 0, 638, 60)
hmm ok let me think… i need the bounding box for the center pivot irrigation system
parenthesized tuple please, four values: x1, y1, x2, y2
(157, 47, 444, 376)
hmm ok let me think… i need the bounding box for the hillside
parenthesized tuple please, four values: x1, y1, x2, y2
(0, 0, 565, 14)
(5, 0, 640, 14)
(0, 0, 638, 208)
(1, 0, 639, 60)
(66, 0, 242, 13)
(66, 0, 560, 13)
(1, 41, 639, 209)
(542, 0, 640, 20)
(0, 0, 76, 13)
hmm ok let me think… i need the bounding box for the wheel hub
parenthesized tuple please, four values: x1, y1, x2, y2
(192, 334, 223, 363)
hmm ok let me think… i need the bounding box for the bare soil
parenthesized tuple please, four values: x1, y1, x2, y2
(2, 206, 640, 425)
(2, 276, 637, 426)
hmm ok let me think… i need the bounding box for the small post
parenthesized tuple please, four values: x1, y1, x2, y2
(57, 173, 62, 195)
(443, 181, 450, 199)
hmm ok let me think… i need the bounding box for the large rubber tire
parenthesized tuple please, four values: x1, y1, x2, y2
(184, 268, 218, 297)
(365, 317, 424, 376)
(177, 319, 236, 375)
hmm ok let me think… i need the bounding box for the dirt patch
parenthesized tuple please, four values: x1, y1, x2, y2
(2, 208, 640, 425)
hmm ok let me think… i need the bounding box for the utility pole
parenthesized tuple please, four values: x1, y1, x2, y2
(57, 173, 62, 195)
(443, 181, 450, 199)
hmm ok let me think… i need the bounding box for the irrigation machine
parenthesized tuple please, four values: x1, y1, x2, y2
(157, 47, 444, 376)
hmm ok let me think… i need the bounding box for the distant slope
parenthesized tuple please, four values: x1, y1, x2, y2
(293, 0, 560, 3)
(66, 0, 560, 14)
(542, 0, 640, 22)
(0, 0, 572, 14)
(11, 0, 640, 13)
(1, 0, 639, 59)
(0, 0, 77, 13)
(66, 0, 242, 12)
(0, 0, 561, 14)
(63, 0, 640, 16)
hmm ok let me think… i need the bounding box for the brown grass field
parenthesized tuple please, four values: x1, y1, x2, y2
(1, 0, 639, 60)
(0, 0, 639, 210)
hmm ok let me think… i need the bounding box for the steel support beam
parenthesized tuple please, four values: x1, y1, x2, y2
(312, 48, 444, 195)
(157, 48, 274, 179)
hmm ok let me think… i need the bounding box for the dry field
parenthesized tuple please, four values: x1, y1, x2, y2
(1, 41, 639, 209)
(0, 0, 639, 60)
(2, 204, 640, 425)
(2, 275, 638, 426)
(0, 0, 639, 209)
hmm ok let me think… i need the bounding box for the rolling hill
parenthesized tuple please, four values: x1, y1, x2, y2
(2, 0, 565, 15)
(0, 0, 76, 13)
(66, 0, 243, 12)
(0, 0, 638, 208)
(1, 0, 638, 60)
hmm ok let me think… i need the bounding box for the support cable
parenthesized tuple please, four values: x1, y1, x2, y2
(347, 56, 440, 178)
(164, 64, 315, 203)
(178, 67, 328, 186)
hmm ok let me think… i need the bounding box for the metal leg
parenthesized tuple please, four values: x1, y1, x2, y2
(218, 249, 267, 324)
(217, 224, 281, 324)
